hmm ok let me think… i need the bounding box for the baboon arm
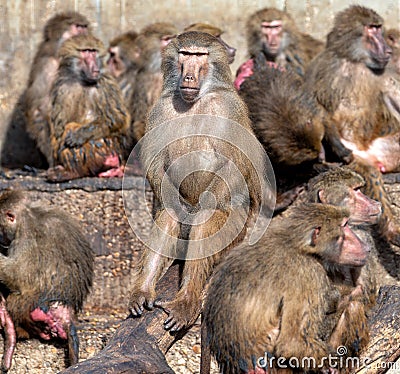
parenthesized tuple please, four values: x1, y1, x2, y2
(324, 122, 353, 163)
(276, 299, 329, 363)
(0, 255, 19, 291)
(63, 121, 109, 147)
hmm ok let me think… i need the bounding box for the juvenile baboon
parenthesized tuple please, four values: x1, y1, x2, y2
(306, 167, 380, 352)
(235, 7, 323, 89)
(126, 22, 178, 148)
(202, 203, 371, 374)
(47, 34, 130, 182)
(307, 167, 381, 225)
(304, 5, 400, 245)
(239, 64, 324, 211)
(24, 12, 90, 166)
(183, 23, 236, 63)
(129, 31, 269, 332)
(107, 31, 139, 101)
(0, 190, 94, 371)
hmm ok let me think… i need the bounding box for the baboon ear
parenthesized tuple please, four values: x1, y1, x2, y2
(310, 226, 321, 247)
(5, 210, 16, 224)
(133, 45, 141, 60)
(318, 189, 327, 204)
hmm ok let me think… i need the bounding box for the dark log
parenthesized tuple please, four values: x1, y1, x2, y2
(61, 263, 191, 374)
(357, 285, 400, 374)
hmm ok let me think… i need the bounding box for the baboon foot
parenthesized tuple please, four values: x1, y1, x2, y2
(156, 296, 200, 332)
(46, 165, 81, 182)
(128, 288, 157, 317)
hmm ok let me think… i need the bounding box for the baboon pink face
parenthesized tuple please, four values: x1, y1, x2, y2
(260, 20, 283, 57)
(79, 49, 101, 83)
(363, 24, 392, 70)
(178, 46, 209, 103)
(314, 217, 370, 267)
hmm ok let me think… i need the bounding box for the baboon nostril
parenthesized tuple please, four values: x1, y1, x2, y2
(184, 75, 195, 82)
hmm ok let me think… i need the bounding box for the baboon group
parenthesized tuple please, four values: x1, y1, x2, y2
(0, 3, 400, 373)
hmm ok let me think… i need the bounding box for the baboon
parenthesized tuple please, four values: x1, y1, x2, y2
(371, 28, 400, 173)
(129, 31, 269, 332)
(202, 203, 372, 374)
(385, 28, 400, 74)
(307, 167, 381, 226)
(24, 12, 90, 166)
(306, 167, 380, 353)
(107, 31, 139, 101)
(239, 63, 324, 211)
(126, 22, 178, 148)
(304, 5, 400, 245)
(47, 34, 130, 182)
(183, 23, 236, 63)
(235, 7, 324, 89)
(0, 190, 94, 371)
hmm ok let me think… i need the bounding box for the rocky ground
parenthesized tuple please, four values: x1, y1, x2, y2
(0, 310, 219, 374)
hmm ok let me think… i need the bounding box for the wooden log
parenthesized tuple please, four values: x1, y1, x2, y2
(61, 263, 192, 374)
(357, 285, 400, 374)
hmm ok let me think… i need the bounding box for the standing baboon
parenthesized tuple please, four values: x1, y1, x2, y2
(126, 22, 178, 149)
(202, 203, 372, 374)
(107, 31, 139, 101)
(183, 23, 236, 63)
(24, 12, 90, 166)
(47, 34, 130, 182)
(0, 190, 94, 371)
(304, 5, 400, 246)
(235, 7, 323, 89)
(129, 31, 269, 332)
(240, 63, 325, 211)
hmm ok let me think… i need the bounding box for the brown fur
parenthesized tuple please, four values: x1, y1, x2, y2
(0, 190, 94, 368)
(47, 34, 130, 181)
(386, 28, 400, 74)
(129, 31, 267, 332)
(304, 5, 400, 246)
(202, 203, 371, 373)
(240, 65, 324, 210)
(126, 23, 178, 149)
(184, 23, 223, 36)
(184, 23, 236, 64)
(107, 31, 139, 103)
(24, 12, 90, 166)
(307, 167, 379, 353)
(246, 7, 323, 77)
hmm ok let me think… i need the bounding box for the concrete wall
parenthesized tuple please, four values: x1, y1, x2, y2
(0, 0, 399, 144)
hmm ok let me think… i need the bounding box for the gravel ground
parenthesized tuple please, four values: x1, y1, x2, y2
(0, 310, 220, 374)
